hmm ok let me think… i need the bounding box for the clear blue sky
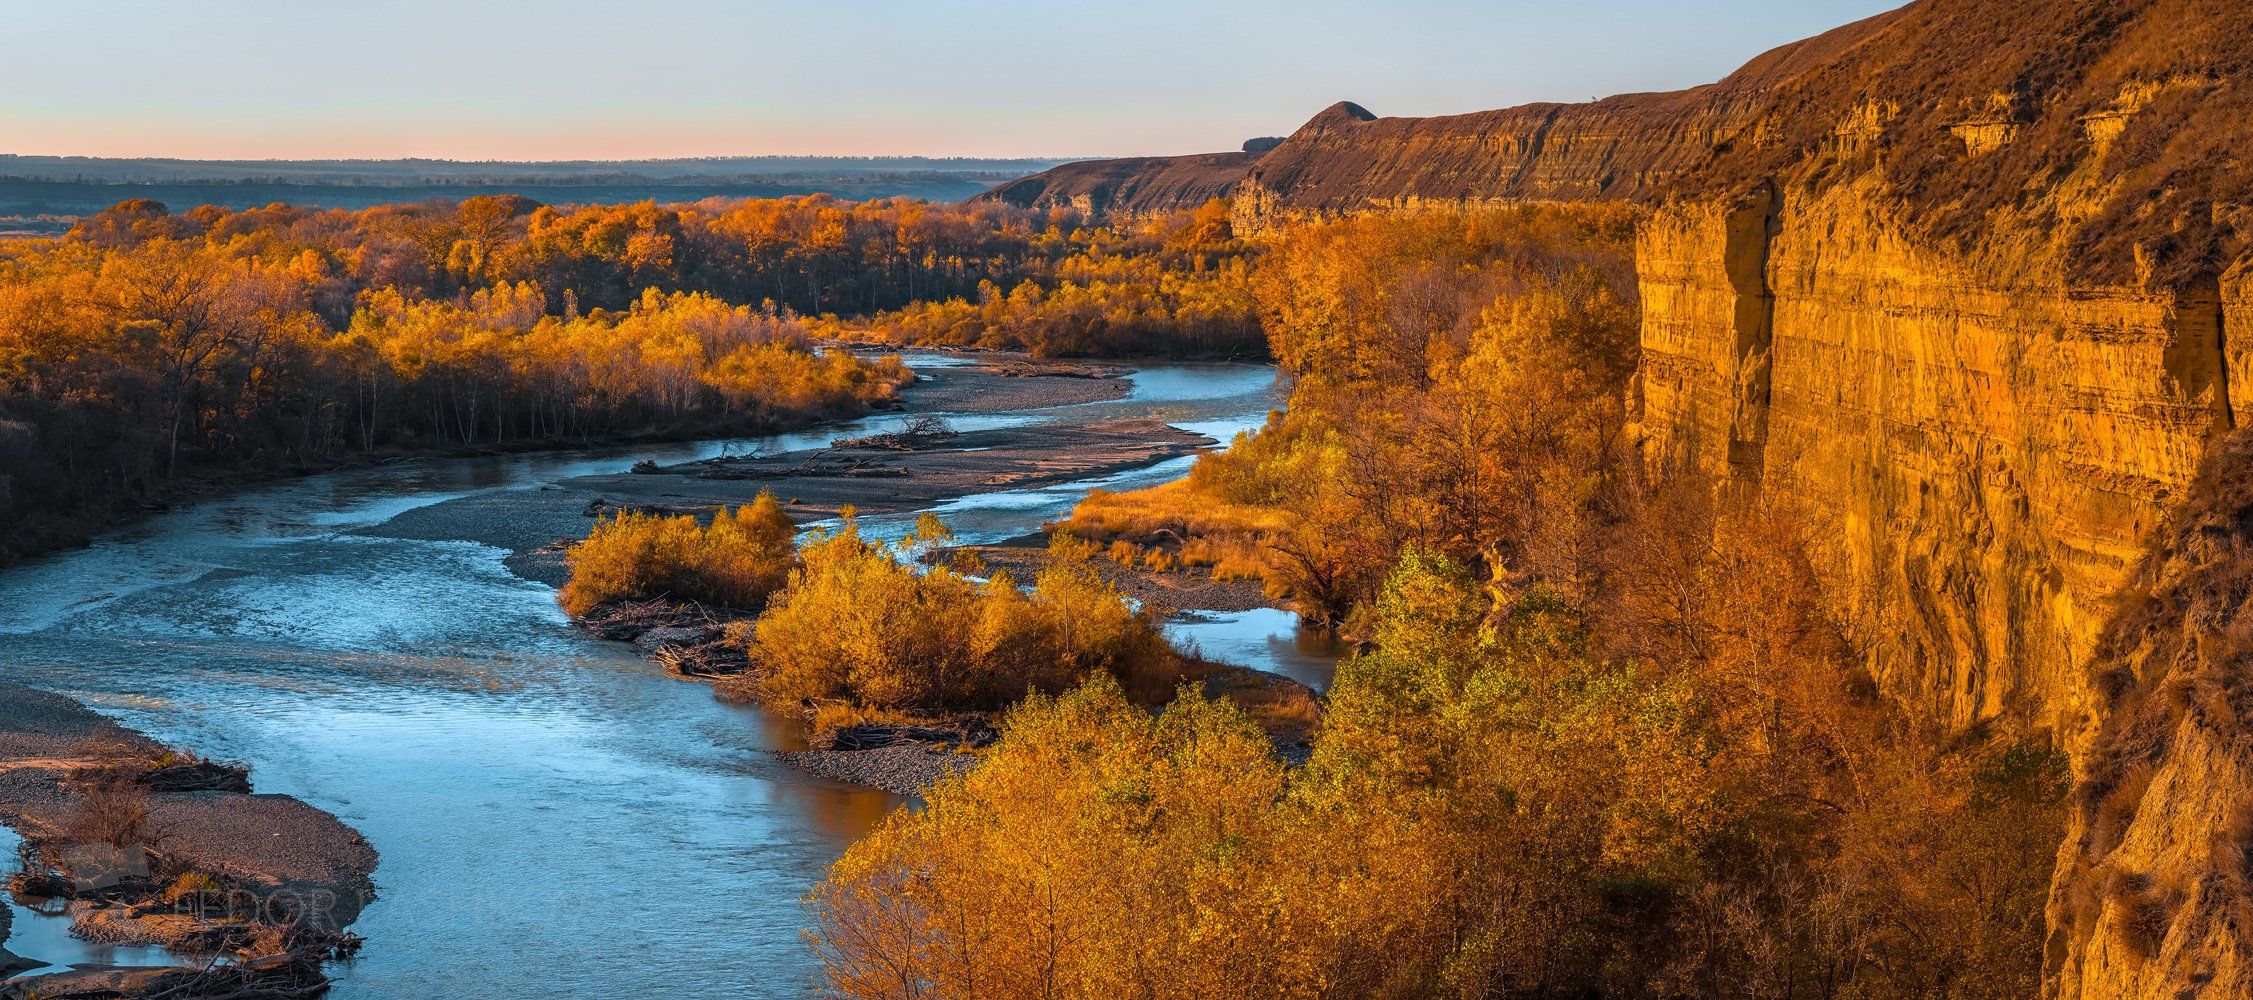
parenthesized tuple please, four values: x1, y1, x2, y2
(0, 0, 1903, 160)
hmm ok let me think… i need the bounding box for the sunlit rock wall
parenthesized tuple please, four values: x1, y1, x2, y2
(1638, 177, 2232, 731)
(1637, 175, 2252, 999)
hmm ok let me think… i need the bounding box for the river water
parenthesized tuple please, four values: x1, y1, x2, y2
(0, 357, 1327, 996)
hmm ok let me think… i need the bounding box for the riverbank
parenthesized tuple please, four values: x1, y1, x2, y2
(0, 401, 912, 573)
(575, 592, 1320, 794)
(947, 532, 1282, 615)
(365, 362, 1157, 574)
(0, 684, 377, 998)
(420, 356, 1319, 794)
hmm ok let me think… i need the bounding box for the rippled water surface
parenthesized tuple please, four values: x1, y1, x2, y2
(0, 357, 1312, 997)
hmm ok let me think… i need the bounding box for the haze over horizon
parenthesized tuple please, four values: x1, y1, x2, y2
(2, 0, 1900, 162)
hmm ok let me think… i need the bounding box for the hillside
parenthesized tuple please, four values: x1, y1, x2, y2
(977, 151, 1259, 215)
(985, 2, 2253, 997)
(975, 7, 1904, 220)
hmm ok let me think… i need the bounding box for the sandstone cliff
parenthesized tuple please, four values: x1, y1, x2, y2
(979, 8, 1902, 222)
(986, 2, 2253, 994)
(1631, 3, 2253, 997)
(2039, 432, 2253, 1000)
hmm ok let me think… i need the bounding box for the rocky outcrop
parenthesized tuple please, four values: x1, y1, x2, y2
(986, 2, 2253, 992)
(2039, 432, 2253, 1000)
(1628, 3, 2253, 997)
(977, 151, 1259, 216)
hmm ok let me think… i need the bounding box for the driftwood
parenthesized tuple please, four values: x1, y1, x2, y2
(650, 641, 752, 678)
(694, 452, 910, 480)
(578, 599, 718, 641)
(989, 361, 1118, 380)
(139, 947, 337, 1000)
(138, 760, 253, 794)
(816, 718, 998, 752)
(834, 416, 959, 452)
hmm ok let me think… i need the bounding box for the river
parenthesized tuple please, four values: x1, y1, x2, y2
(0, 355, 1329, 996)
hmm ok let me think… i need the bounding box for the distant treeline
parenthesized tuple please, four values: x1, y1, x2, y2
(0, 192, 1257, 562)
(0, 153, 1078, 218)
(0, 177, 1016, 217)
(0, 154, 1068, 184)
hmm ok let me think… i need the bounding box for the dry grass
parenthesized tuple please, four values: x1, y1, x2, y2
(1068, 480, 1290, 591)
(2103, 866, 2171, 962)
(1067, 480, 1293, 542)
(2087, 760, 2159, 858)
(66, 768, 154, 849)
(160, 870, 226, 907)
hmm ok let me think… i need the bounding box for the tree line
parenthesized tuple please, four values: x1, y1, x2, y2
(0, 192, 1274, 563)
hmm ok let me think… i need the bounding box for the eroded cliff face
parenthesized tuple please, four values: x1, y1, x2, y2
(1638, 178, 2235, 735)
(1644, 185, 2252, 1000)
(2038, 430, 2253, 1000)
(1222, 92, 1757, 234)
(1629, 2, 2253, 993)
(982, 1, 2253, 991)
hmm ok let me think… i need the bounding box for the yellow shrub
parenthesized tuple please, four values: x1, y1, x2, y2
(559, 492, 797, 616)
(161, 871, 226, 905)
(749, 517, 1180, 718)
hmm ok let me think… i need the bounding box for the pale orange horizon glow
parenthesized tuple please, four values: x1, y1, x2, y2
(1, 0, 1901, 163)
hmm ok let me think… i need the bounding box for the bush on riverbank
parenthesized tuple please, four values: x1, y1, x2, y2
(813, 550, 2068, 998)
(813, 675, 1287, 997)
(746, 518, 1181, 717)
(559, 493, 798, 616)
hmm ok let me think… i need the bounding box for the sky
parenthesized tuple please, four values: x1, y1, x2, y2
(0, 0, 1905, 161)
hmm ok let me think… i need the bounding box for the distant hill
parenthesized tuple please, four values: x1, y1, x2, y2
(0, 154, 1072, 219)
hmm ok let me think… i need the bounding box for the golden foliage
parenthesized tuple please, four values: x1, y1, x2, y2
(559, 493, 798, 616)
(0, 190, 1138, 563)
(815, 202, 2063, 999)
(749, 518, 1180, 716)
(814, 537, 2066, 999)
(813, 677, 1294, 999)
(1056, 204, 1641, 624)
(818, 199, 1265, 358)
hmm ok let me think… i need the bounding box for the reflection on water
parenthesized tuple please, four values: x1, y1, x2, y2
(0, 356, 1308, 997)
(0, 827, 188, 979)
(1166, 609, 1347, 693)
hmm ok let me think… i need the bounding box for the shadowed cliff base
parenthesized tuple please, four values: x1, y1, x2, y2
(2048, 430, 2253, 999)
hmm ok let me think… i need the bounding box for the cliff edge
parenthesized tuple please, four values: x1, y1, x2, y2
(985, 2, 2253, 996)
(1628, 5, 2251, 994)
(976, 7, 1904, 221)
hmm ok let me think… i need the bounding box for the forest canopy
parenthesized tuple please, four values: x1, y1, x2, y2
(0, 193, 1247, 563)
